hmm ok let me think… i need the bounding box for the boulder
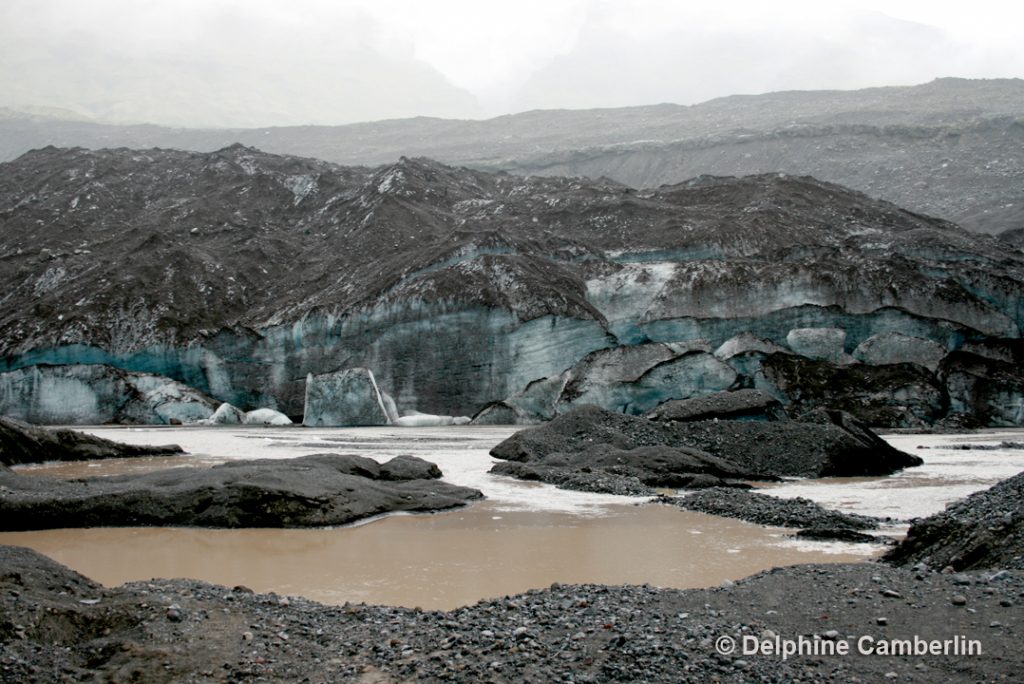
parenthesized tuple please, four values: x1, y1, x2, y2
(302, 368, 397, 427)
(490, 405, 921, 479)
(0, 416, 183, 466)
(853, 332, 947, 371)
(674, 410, 923, 477)
(647, 389, 787, 422)
(0, 364, 218, 425)
(0, 453, 482, 530)
(785, 327, 851, 364)
(488, 407, 763, 494)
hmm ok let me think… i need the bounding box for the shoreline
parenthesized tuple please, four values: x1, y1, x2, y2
(1, 546, 1018, 682)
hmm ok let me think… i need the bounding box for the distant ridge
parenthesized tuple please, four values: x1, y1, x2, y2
(2, 77, 1023, 233)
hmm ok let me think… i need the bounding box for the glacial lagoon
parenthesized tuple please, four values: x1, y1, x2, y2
(4, 425, 1024, 610)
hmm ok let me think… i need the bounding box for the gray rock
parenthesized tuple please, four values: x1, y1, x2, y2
(491, 405, 921, 480)
(0, 416, 183, 466)
(0, 453, 481, 530)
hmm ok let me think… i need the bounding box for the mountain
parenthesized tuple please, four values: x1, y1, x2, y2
(1, 78, 1022, 234)
(1, 145, 1022, 425)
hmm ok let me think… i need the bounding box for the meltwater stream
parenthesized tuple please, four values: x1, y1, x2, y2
(3, 426, 1023, 610)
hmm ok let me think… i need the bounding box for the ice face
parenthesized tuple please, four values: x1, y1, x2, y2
(0, 364, 217, 425)
(303, 368, 392, 427)
(785, 327, 851, 364)
(853, 332, 948, 371)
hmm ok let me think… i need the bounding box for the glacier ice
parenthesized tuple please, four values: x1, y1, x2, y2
(853, 332, 947, 371)
(785, 327, 852, 364)
(714, 332, 789, 360)
(242, 408, 293, 426)
(0, 364, 217, 425)
(196, 402, 246, 425)
(394, 412, 471, 427)
(303, 368, 393, 427)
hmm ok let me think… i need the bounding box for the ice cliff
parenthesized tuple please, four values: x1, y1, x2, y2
(1, 146, 1022, 426)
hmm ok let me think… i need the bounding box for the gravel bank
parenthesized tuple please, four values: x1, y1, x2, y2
(1, 546, 1019, 682)
(665, 488, 880, 531)
(885, 470, 1024, 571)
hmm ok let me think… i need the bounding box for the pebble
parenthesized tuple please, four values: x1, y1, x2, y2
(951, 595, 968, 606)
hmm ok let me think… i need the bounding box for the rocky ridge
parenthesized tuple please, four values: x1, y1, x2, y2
(2, 78, 1022, 233)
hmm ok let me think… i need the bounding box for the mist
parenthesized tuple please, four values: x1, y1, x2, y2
(1, 0, 1021, 127)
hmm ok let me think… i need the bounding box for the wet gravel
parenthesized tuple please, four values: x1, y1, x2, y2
(1, 546, 1020, 683)
(665, 487, 880, 531)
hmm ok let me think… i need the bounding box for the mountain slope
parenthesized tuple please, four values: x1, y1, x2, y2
(2, 78, 1023, 233)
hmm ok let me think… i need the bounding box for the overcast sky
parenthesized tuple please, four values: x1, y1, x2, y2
(1, 0, 1021, 127)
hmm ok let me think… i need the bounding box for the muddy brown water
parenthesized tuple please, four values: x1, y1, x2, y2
(0, 502, 870, 610)
(22, 424, 1015, 611)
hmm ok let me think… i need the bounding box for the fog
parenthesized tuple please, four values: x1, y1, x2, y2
(1, 0, 1021, 127)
